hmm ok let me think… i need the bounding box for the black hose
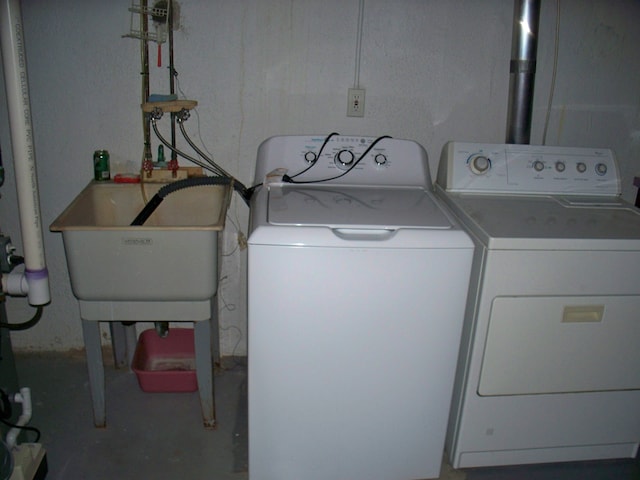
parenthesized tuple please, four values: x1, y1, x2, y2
(130, 176, 236, 226)
(0, 305, 43, 331)
(0, 389, 11, 419)
(233, 181, 251, 205)
(131, 194, 164, 226)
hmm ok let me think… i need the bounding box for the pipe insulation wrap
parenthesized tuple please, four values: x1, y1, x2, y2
(0, 0, 50, 305)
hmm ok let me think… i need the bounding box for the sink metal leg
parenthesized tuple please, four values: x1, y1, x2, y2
(124, 323, 137, 367)
(194, 319, 216, 429)
(211, 294, 220, 365)
(82, 320, 106, 428)
(109, 322, 128, 369)
(109, 322, 138, 369)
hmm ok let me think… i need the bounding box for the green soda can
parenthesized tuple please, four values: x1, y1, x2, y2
(93, 150, 110, 181)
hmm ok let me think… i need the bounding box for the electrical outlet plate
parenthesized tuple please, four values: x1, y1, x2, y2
(347, 88, 365, 117)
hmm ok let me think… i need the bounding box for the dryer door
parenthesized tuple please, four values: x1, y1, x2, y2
(478, 295, 640, 396)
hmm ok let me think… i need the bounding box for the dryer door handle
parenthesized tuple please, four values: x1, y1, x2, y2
(331, 228, 397, 241)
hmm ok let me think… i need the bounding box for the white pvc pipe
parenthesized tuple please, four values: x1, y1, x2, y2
(0, 0, 50, 305)
(5, 387, 32, 449)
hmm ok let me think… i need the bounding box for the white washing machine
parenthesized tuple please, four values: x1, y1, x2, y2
(247, 134, 474, 480)
(435, 141, 640, 469)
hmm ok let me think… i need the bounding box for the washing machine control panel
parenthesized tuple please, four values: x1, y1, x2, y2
(437, 141, 620, 195)
(256, 135, 431, 187)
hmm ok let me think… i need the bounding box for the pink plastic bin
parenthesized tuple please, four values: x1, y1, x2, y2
(132, 328, 198, 393)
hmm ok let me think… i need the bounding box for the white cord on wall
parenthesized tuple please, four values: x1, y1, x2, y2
(353, 0, 365, 88)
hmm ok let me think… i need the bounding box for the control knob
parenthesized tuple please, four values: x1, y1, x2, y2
(595, 163, 608, 176)
(576, 162, 587, 173)
(555, 161, 565, 173)
(469, 155, 491, 175)
(335, 149, 355, 169)
(374, 154, 388, 166)
(533, 160, 545, 172)
(304, 151, 317, 164)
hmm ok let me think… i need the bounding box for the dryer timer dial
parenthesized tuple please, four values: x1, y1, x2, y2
(468, 155, 491, 175)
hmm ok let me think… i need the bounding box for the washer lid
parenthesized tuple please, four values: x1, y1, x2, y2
(267, 186, 452, 229)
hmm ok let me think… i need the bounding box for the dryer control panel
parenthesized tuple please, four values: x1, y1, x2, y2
(436, 142, 620, 195)
(255, 135, 431, 188)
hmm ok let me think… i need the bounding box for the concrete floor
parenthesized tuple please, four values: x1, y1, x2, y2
(10, 351, 640, 480)
(14, 351, 248, 480)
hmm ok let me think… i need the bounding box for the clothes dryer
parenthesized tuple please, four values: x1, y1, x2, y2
(435, 141, 640, 468)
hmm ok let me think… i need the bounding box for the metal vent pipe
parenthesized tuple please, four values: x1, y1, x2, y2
(506, 0, 541, 144)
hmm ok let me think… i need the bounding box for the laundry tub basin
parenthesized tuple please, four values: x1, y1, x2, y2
(50, 180, 231, 302)
(51, 180, 227, 429)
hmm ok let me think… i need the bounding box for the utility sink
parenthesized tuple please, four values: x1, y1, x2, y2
(50, 180, 230, 429)
(50, 180, 231, 303)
